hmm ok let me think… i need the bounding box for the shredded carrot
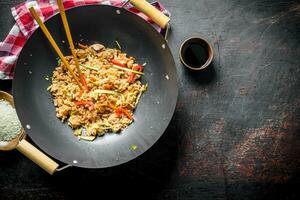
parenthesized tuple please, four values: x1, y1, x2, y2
(103, 83, 114, 90)
(109, 103, 117, 110)
(89, 77, 97, 82)
(115, 107, 133, 120)
(115, 108, 122, 118)
(122, 109, 133, 120)
(77, 89, 84, 98)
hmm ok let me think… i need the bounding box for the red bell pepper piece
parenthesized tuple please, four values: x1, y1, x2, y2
(128, 64, 143, 83)
(111, 59, 126, 67)
(128, 73, 136, 83)
(134, 64, 143, 72)
(80, 74, 89, 91)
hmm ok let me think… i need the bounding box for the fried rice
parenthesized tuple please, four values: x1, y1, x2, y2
(49, 43, 147, 140)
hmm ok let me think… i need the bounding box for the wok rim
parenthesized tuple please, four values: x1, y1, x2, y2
(13, 4, 178, 168)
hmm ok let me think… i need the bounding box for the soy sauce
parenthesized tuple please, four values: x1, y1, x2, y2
(183, 43, 208, 68)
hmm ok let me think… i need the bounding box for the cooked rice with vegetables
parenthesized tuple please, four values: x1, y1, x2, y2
(49, 43, 147, 140)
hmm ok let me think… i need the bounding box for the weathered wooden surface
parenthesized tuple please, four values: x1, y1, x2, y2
(0, 0, 299, 199)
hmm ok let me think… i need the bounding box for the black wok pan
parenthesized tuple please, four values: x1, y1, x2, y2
(13, 3, 178, 171)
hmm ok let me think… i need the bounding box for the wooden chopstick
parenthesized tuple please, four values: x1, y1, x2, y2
(29, 7, 82, 89)
(56, 0, 84, 84)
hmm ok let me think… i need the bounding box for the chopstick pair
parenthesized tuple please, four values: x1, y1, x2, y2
(29, 0, 85, 89)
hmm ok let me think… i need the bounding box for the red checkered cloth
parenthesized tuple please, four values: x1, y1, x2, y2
(0, 0, 170, 80)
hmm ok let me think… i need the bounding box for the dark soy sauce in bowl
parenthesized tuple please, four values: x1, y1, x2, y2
(183, 43, 208, 67)
(180, 37, 213, 70)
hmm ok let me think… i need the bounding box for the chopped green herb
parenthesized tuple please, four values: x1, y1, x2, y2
(70, 110, 79, 116)
(115, 40, 122, 50)
(112, 65, 144, 75)
(78, 135, 96, 141)
(80, 64, 99, 71)
(99, 122, 111, 127)
(47, 85, 52, 91)
(130, 145, 138, 150)
(80, 64, 144, 75)
(93, 89, 120, 96)
(73, 128, 82, 136)
(135, 92, 143, 107)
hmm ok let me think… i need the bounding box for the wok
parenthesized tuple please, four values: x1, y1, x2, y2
(13, 1, 178, 173)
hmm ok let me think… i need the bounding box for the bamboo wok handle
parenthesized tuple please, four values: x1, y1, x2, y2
(129, 0, 170, 28)
(16, 139, 59, 175)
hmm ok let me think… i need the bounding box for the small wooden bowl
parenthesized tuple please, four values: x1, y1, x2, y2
(179, 37, 214, 70)
(0, 91, 25, 151)
(0, 91, 58, 174)
(0, 91, 14, 107)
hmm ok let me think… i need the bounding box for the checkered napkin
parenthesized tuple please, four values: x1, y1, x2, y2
(0, 0, 170, 80)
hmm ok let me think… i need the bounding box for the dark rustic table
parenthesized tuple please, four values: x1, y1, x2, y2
(1, 0, 300, 199)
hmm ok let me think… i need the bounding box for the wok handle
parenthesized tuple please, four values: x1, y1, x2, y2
(16, 139, 59, 175)
(129, 0, 170, 28)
